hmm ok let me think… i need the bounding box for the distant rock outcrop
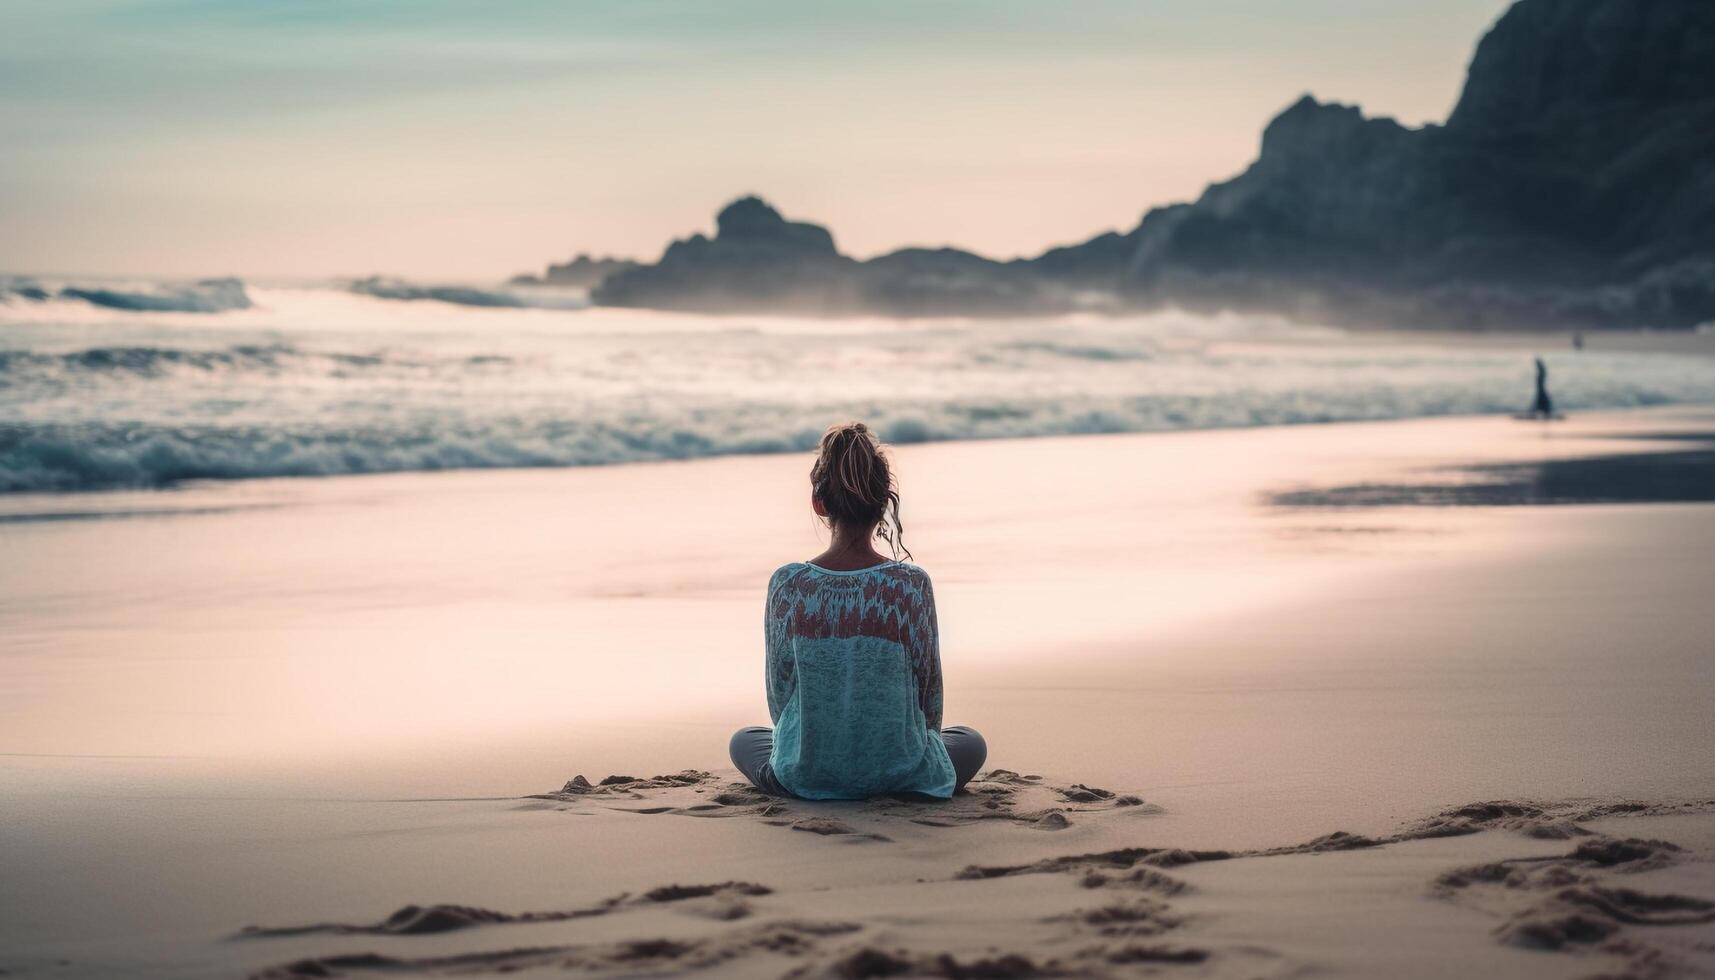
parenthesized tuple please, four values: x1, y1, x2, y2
(593, 197, 1085, 316)
(510, 254, 639, 289)
(590, 0, 1715, 328)
(858, 246, 1076, 317)
(592, 197, 859, 314)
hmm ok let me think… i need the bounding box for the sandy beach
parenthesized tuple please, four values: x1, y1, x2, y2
(10, 0, 1715, 973)
(13, 0, 1715, 970)
(3, 405, 1713, 978)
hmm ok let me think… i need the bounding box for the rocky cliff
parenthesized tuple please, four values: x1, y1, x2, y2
(1104, 0, 1715, 328)
(590, 0, 1715, 328)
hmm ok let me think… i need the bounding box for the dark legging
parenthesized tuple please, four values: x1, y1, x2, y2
(728, 725, 987, 798)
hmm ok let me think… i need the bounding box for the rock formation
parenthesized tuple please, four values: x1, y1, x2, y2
(593, 196, 859, 314)
(590, 0, 1715, 328)
(510, 254, 639, 289)
(592, 197, 1086, 317)
(1102, 0, 1715, 328)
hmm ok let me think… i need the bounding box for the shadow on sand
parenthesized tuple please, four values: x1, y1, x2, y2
(1271, 433, 1715, 509)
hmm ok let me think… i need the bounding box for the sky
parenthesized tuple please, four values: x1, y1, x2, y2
(1, 0, 1510, 281)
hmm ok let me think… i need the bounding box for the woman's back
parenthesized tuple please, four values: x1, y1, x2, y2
(728, 420, 984, 799)
(764, 561, 954, 799)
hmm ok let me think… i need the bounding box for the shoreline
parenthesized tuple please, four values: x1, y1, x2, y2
(5, 392, 1715, 517)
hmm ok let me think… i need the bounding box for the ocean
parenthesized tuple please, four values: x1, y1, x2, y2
(4, 279, 1714, 494)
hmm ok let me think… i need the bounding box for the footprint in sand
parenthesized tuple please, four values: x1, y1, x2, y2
(1427, 812, 1715, 976)
(236, 882, 772, 940)
(1401, 797, 1715, 842)
(781, 817, 891, 842)
(250, 919, 865, 980)
(246, 796, 1715, 980)
(1051, 897, 1182, 938)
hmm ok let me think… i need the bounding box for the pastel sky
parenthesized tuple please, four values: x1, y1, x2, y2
(2, 0, 1509, 280)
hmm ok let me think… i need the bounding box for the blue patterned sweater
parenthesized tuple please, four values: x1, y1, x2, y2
(764, 561, 956, 799)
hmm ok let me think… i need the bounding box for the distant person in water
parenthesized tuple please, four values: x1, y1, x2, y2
(730, 422, 986, 799)
(1528, 357, 1555, 418)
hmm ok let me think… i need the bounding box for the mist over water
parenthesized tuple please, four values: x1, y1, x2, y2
(4, 284, 1714, 493)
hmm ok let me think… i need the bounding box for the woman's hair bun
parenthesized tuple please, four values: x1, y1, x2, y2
(810, 421, 910, 560)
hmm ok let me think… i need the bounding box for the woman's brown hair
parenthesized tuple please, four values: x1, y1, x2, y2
(810, 421, 910, 560)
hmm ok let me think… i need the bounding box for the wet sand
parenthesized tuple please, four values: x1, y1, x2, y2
(3, 407, 1715, 977)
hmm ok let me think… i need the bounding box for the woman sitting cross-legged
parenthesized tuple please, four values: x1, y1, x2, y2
(729, 421, 986, 800)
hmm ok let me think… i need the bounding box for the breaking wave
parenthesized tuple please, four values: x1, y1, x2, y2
(48, 277, 252, 313)
(349, 277, 589, 309)
(2, 285, 1713, 493)
(0, 343, 512, 382)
